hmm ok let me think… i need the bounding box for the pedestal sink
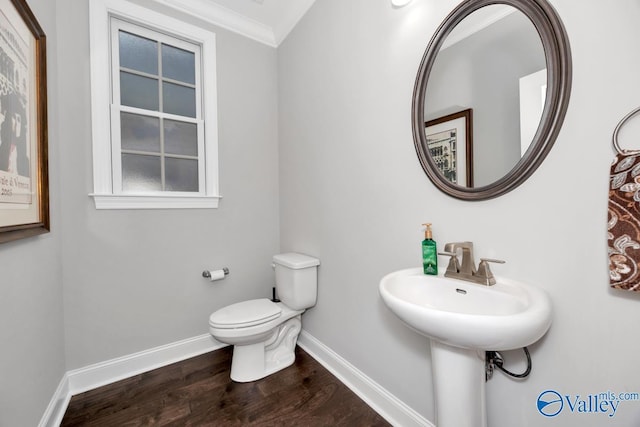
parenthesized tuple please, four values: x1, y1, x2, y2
(379, 268, 552, 427)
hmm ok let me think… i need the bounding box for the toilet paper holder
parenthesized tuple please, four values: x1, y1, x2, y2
(202, 268, 230, 280)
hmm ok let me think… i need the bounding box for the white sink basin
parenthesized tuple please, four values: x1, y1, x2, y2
(379, 268, 552, 350)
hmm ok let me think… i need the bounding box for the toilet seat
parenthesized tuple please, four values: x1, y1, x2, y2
(209, 298, 282, 329)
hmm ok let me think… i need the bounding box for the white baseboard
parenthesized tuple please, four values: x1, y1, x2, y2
(38, 334, 226, 427)
(38, 374, 71, 427)
(40, 331, 432, 427)
(297, 330, 434, 427)
(65, 334, 226, 395)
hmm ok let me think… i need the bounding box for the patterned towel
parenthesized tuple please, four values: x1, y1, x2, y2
(608, 153, 640, 291)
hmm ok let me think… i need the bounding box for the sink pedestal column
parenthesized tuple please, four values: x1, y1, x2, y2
(430, 340, 487, 427)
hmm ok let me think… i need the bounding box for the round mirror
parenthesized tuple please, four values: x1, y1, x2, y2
(412, 0, 571, 200)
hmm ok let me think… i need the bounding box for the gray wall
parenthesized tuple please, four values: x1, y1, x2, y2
(279, 0, 640, 425)
(0, 1, 65, 426)
(57, 0, 281, 369)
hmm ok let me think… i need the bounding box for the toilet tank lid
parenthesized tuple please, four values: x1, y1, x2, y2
(273, 252, 320, 269)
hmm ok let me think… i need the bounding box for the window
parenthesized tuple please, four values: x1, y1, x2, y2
(90, 0, 220, 209)
(112, 20, 203, 194)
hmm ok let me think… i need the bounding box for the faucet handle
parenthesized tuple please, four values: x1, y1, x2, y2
(476, 258, 505, 286)
(438, 251, 460, 274)
(438, 251, 457, 257)
(479, 258, 505, 265)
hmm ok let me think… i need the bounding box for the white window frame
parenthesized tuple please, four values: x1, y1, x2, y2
(89, 0, 220, 209)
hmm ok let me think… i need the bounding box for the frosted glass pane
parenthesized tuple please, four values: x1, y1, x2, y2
(162, 44, 195, 84)
(122, 154, 161, 192)
(164, 120, 197, 156)
(119, 31, 158, 75)
(165, 157, 198, 192)
(162, 82, 196, 118)
(121, 72, 159, 111)
(121, 113, 160, 152)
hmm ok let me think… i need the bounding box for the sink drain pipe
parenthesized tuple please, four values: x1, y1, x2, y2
(485, 347, 531, 380)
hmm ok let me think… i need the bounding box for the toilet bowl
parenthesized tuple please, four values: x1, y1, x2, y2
(209, 253, 320, 382)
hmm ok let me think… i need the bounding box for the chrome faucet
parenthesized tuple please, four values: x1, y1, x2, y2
(438, 242, 504, 286)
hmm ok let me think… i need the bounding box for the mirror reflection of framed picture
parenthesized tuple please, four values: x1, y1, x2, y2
(425, 109, 473, 187)
(0, 0, 48, 244)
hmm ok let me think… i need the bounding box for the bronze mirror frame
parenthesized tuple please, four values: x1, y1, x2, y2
(412, 0, 571, 200)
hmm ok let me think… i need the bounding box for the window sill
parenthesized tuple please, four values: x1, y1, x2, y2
(90, 193, 221, 210)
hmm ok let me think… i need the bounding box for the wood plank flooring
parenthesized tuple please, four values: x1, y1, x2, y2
(61, 346, 391, 426)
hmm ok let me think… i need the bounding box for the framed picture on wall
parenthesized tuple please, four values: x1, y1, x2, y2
(0, 0, 48, 244)
(425, 109, 473, 187)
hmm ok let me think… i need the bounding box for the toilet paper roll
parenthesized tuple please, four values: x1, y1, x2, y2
(206, 269, 226, 282)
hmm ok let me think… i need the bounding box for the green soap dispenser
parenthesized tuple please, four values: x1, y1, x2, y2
(422, 223, 438, 275)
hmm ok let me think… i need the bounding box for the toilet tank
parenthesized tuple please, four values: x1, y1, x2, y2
(273, 253, 320, 310)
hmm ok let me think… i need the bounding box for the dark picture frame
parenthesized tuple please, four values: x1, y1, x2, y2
(0, 0, 48, 244)
(425, 109, 473, 187)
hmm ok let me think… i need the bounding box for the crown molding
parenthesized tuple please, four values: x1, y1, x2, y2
(151, 0, 277, 46)
(150, 0, 316, 48)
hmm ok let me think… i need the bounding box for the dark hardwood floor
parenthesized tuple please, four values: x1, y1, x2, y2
(61, 346, 391, 426)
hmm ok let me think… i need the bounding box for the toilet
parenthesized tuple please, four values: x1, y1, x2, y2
(209, 252, 320, 382)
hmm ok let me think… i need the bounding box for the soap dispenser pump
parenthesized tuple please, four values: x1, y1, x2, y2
(422, 223, 438, 275)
